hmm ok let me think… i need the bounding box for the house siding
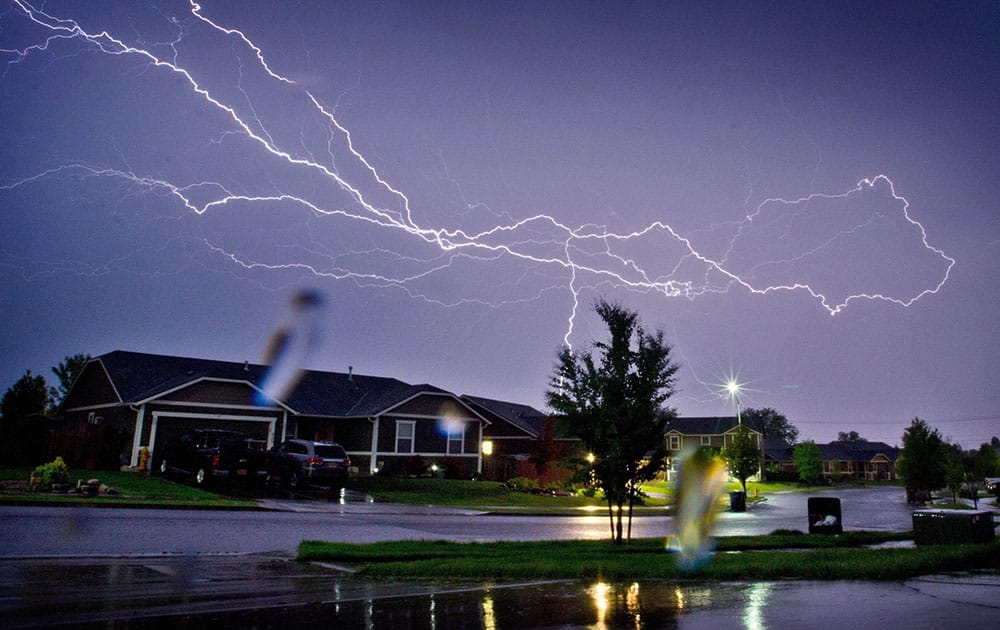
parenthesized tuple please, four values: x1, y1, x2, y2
(372, 413, 480, 477)
(62, 363, 119, 408)
(159, 380, 257, 406)
(51, 406, 136, 469)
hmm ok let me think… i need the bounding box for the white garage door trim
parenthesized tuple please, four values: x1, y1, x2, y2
(148, 411, 278, 464)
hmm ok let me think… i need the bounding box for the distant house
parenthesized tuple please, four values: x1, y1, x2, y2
(461, 395, 581, 484)
(762, 436, 797, 479)
(762, 439, 901, 482)
(816, 441, 900, 481)
(55, 350, 490, 477)
(663, 416, 763, 481)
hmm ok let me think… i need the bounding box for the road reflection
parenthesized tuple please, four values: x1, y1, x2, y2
(2, 552, 768, 628)
(149, 580, 760, 629)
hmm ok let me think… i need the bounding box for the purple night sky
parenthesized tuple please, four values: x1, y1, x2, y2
(2, 1, 997, 447)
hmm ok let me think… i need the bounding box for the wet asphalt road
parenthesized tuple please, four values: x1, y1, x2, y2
(0, 486, 916, 556)
(2, 487, 996, 627)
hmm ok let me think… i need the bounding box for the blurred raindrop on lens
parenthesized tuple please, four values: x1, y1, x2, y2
(255, 288, 325, 405)
(58, 511, 89, 540)
(669, 445, 728, 570)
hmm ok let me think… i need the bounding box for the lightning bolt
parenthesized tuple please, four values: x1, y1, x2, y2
(2, 0, 955, 363)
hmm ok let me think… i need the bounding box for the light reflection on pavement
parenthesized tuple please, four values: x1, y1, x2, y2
(2, 554, 997, 628)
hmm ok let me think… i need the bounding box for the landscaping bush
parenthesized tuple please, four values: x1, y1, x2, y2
(30, 456, 69, 489)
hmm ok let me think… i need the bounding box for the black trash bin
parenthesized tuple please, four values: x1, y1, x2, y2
(730, 490, 746, 512)
(808, 497, 842, 534)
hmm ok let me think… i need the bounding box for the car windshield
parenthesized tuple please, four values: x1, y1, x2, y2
(314, 445, 346, 459)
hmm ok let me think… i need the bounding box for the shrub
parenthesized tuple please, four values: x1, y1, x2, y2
(31, 456, 69, 487)
(505, 477, 539, 493)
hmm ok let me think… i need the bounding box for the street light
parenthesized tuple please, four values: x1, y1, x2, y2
(725, 379, 743, 426)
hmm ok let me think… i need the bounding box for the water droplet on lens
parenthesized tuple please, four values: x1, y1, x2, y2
(255, 288, 325, 405)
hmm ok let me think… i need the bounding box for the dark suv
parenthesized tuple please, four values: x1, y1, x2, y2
(267, 439, 351, 493)
(157, 429, 249, 487)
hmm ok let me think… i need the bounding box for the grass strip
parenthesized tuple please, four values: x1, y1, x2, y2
(345, 477, 623, 507)
(299, 535, 999, 581)
(0, 467, 256, 508)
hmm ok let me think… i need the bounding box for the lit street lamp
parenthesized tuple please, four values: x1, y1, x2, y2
(725, 379, 743, 426)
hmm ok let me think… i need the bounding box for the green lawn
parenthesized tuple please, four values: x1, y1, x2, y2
(299, 534, 999, 581)
(0, 467, 255, 507)
(0, 467, 910, 512)
(346, 476, 624, 508)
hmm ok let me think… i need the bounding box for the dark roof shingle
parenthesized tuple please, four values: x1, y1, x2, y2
(93, 350, 436, 417)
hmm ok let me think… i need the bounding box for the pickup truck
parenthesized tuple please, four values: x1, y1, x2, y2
(157, 429, 258, 487)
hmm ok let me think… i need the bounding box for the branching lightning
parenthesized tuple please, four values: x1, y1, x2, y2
(2, 1, 956, 381)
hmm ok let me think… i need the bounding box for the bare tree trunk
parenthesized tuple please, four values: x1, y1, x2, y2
(626, 492, 634, 543)
(607, 498, 616, 542)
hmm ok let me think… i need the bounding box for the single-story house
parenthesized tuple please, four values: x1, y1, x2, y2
(762, 436, 797, 479)
(816, 441, 900, 481)
(663, 416, 764, 481)
(762, 439, 901, 482)
(461, 395, 581, 483)
(55, 350, 491, 477)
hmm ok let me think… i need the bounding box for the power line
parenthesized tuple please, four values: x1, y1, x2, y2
(794, 415, 1000, 426)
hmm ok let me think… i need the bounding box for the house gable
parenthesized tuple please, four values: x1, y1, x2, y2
(461, 395, 551, 440)
(389, 393, 481, 421)
(153, 378, 261, 407)
(61, 360, 121, 410)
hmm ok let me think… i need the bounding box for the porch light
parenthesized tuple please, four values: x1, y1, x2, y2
(586, 452, 595, 464)
(481, 440, 493, 456)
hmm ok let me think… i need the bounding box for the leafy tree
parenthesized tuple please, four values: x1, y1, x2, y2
(837, 430, 868, 443)
(1, 371, 49, 421)
(897, 418, 946, 495)
(742, 407, 798, 444)
(547, 300, 680, 544)
(793, 441, 822, 485)
(962, 444, 999, 509)
(942, 443, 965, 505)
(0, 371, 52, 466)
(977, 442, 1000, 476)
(49, 353, 91, 408)
(792, 440, 823, 486)
(721, 424, 761, 493)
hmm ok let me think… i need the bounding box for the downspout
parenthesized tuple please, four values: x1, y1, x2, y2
(129, 404, 146, 468)
(477, 419, 483, 475)
(369, 415, 380, 475)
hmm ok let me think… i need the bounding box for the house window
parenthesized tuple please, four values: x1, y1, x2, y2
(447, 424, 465, 454)
(395, 420, 415, 453)
(701, 435, 711, 446)
(668, 435, 680, 450)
